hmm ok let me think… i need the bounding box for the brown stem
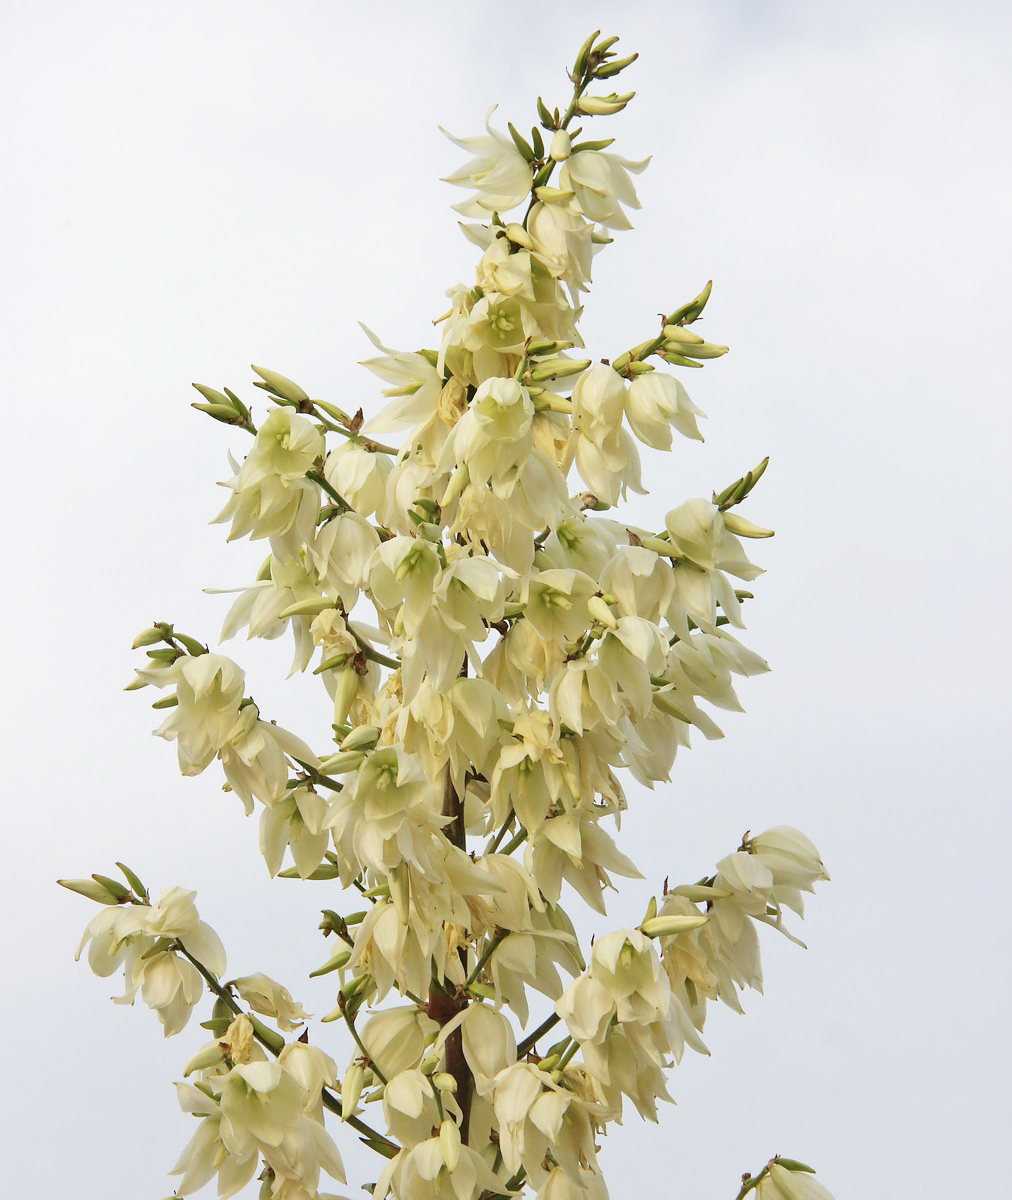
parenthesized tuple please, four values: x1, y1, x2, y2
(429, 765, 474, 1141)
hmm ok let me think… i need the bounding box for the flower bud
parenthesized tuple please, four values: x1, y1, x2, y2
(670, 884, 732, 902)
(640, 914, 709, 937)
(529, 356, 592, 383)
(251, 365, 309, 403)
(587, 595, 618, 629)
(504, 222, 534, 249)
(440, 1119, 461, 1172)
(341, 1061, 365, 1119)
(317, 750, 366, 775)
(183, 1043, 226, 1076)
(721, 513, 775, 539)
(57, 877, 123, 905)
(550, 130, 572, 161)
(132, 626, 167, 649)
(579, 91, 635, 115)
(341, 725, 381, 752)
(90, 873, 133, 901)
(310, 949, 351, 978)
(278, 596, 335, 619)
(192, 402, 241, 423)
(432, 1072, 457, 1092)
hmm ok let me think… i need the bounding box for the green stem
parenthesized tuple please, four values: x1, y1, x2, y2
(306, 470, 351, 510)
(326, 421, 400, 457)
(174, 942, 241, 1017)
(426, 1074, 446, 1122)
(348, 626, 401, 671)
(465, 929, 510, 989)
(734, 1175, 762, 1200)
(484, 809, 516, 855)
(499, 826, 528, 856)
(516, 1012, 561, 1058)
(319, 1087, 399, 1152)
(557, 1037, 580, 1070)
(346, 1010, 388, 1085)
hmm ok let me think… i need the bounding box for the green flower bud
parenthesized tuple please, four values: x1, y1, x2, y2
(573, 29, 601, 78)
(191, 383, 231, 406)
(131, 627, 166, 649)
(722, 513, 775, 539)
(640, 914, 709, 937)
(250, 365, 309, 403)
(309, 949, 352, 978)
(341, 725, 381, 752)
(183, 1043, 226, 1076)
(670, 884, 733, 902)
(57, 877, 123, 905)
(578, 91, 635, 116)
(191, 402, 241, 423)
(529, 356, 591, 383)
(90, 873, 133, 902)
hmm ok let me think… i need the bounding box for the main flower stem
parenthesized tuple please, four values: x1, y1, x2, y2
(428, 765, 474, 1142)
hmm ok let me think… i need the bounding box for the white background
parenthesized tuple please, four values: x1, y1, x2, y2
(3, 1, 1010, 1197)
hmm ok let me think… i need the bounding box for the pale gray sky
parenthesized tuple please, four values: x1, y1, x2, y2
(3, 2, 1010, 1197)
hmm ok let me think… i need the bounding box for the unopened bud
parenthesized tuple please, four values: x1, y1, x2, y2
(639, 535, 676, 556)
(504, 222, 534, 249)
(439, 1120, 461, 1172)
(573, 29, 601, 78)
(595, 52, 639, 79)
(57, 877, 123, 905)
(183, 1043, 226, 1076)
(534, 185, 576, 203)
(721, 513, 774, 539)
(309, 949, 351, 978)
(420, 1054, 441, 1076)
(432, 1072, 457, 1092)
(248, 1017, 285, 1054)
(191, 402, 240, 423)
(318, 750, 366, 775)
(640, 914, 709, 937)
(578, 91, 635, 116)
(341, 1061, 365, 1119)
(662, 325, 705, 346)
(278, 596, 334, 619)
(191, 383, 230, 406)
(529, 356, 592, 383)
(251, 365, 309, 403)
(671, 884, 733, 902)
(90, 873, 132, 902)
(132, 626, 166, 649)
(439, 465, 469, 508)
(341, 725, 381, 752)
(587, 595, 618, 629)
(549, 130, 572, 161)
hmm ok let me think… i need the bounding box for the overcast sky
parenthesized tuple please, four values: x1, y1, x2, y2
(3, 2, 1010, 1197)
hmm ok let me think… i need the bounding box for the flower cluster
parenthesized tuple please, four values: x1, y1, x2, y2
(65, 31, 836, 1200)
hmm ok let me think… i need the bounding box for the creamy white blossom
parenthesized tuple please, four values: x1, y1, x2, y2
(78, 36, 837, 1200)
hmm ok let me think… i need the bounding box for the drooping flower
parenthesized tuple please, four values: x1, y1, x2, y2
(441, 106, 535, 217)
